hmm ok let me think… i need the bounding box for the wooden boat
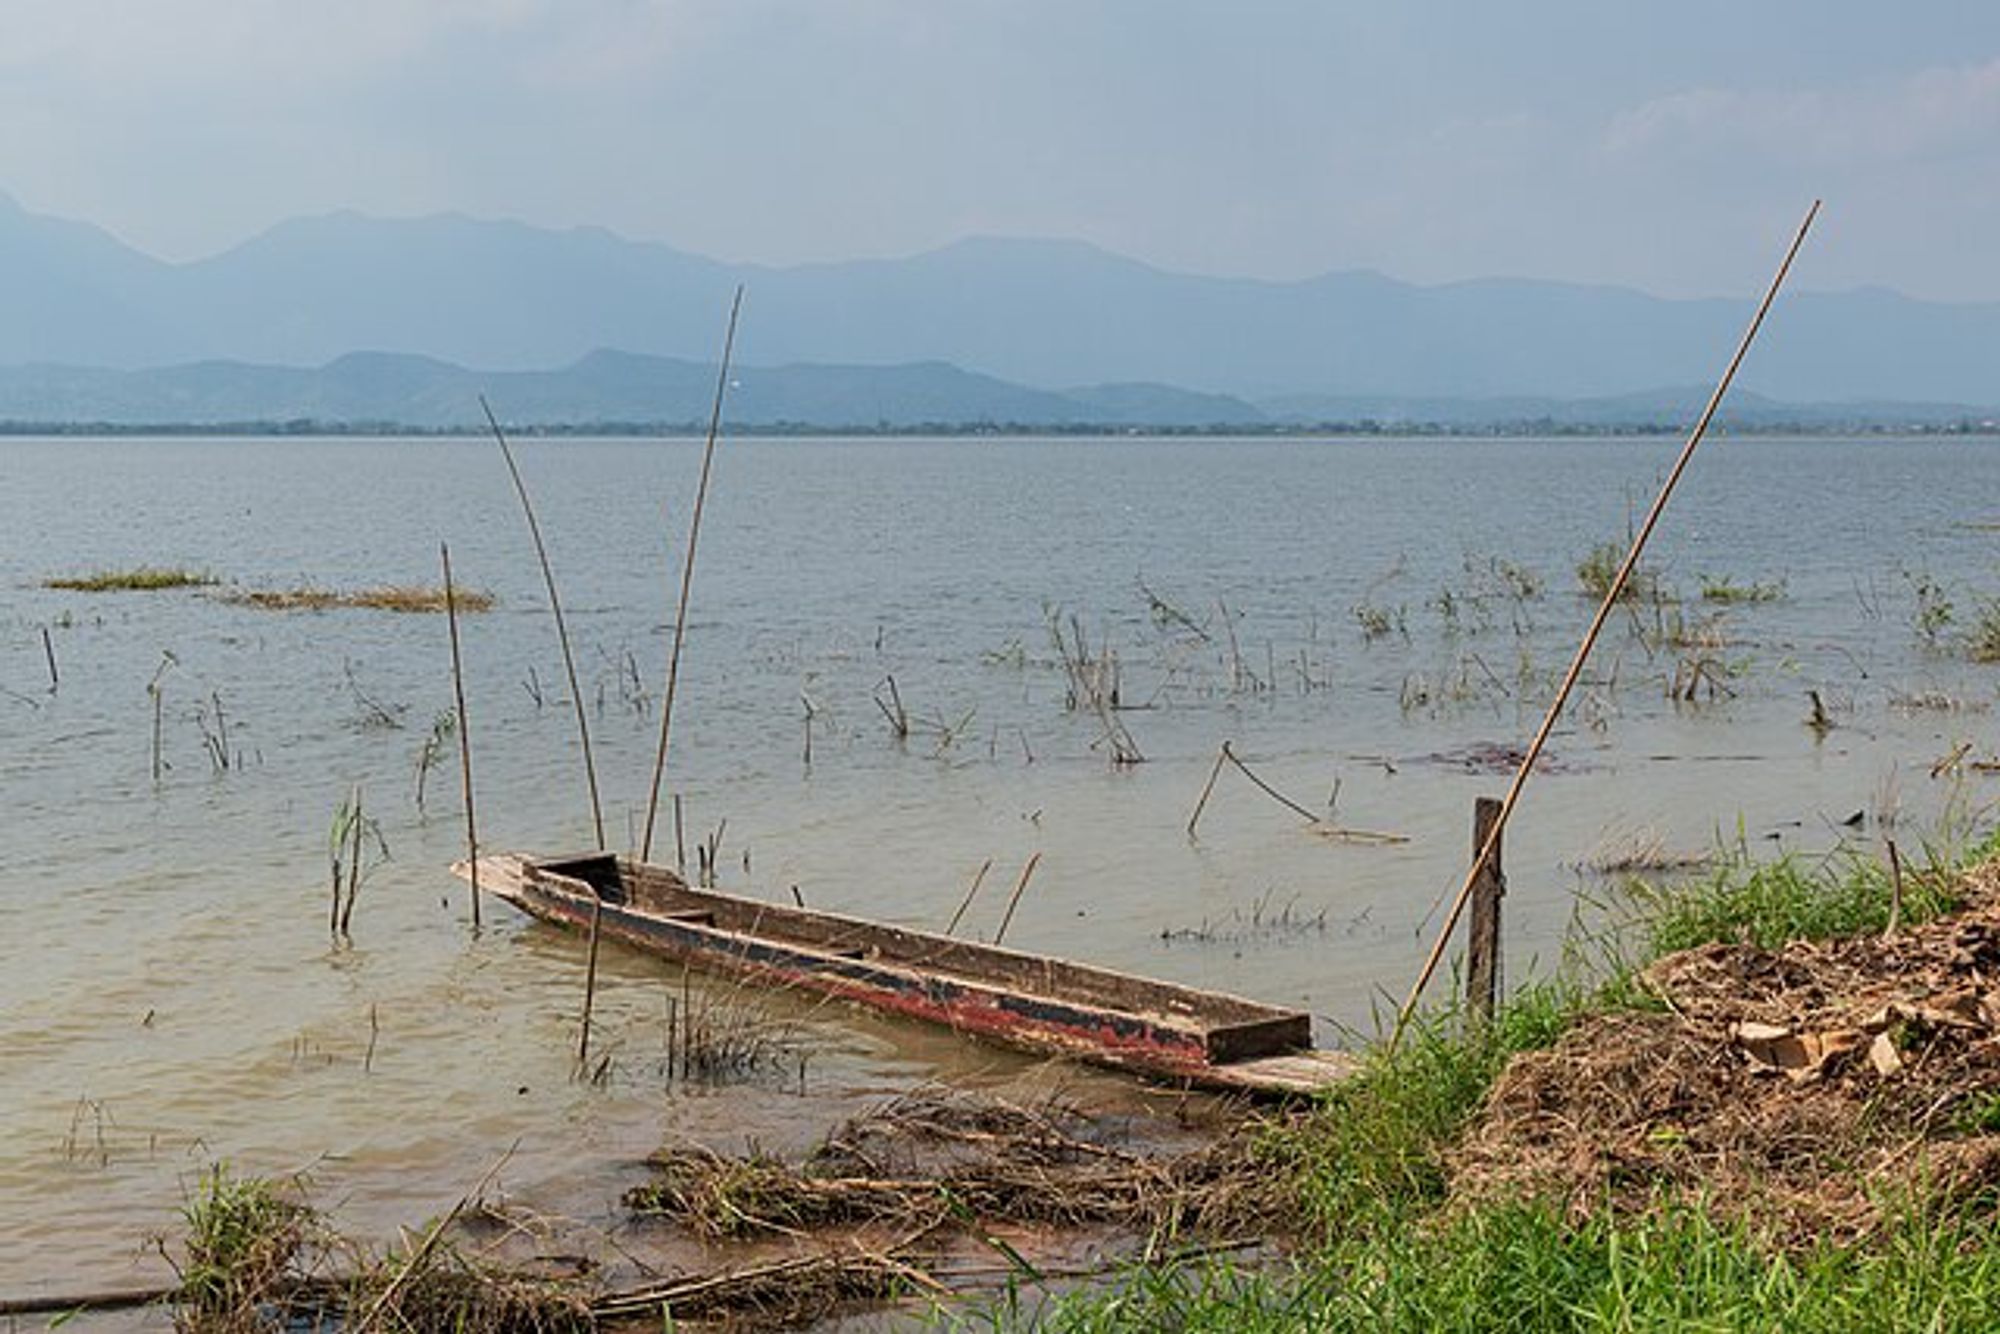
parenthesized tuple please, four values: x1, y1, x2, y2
(455, 851, 1355, 1096)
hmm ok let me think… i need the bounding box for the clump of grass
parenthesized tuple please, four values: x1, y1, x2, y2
(1699, 573, 1786, 603)
(1969, 598, 2000, 664)
(226, 585, 495, 614)
(1575, 541, 1666, 604)
(1351, 600, 1405, 642)
(45, 566, 216, 592)
(1624, 845, 1962, 955)
(1904, 567, 1955, 646)
(176, 1165, 313, 1329)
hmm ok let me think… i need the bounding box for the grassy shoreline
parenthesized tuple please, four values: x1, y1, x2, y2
(974, 832, 2000, 1331)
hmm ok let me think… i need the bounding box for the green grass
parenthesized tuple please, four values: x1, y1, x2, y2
(1624, 844, 1963, 954)
(1576, 542, 1667, 604)
(954, 836, 2000, 1332)
(178, 1164, 307, 1321)
(971, 1199, 2000, 1333)
(1698, 574, 1786, 604)
(44, 565, 216, 592)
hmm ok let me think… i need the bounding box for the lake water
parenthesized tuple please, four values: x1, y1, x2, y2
(3, 433, 1997, 1309)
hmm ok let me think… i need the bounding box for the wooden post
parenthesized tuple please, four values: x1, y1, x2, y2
(1466, 796, 1505, 1022)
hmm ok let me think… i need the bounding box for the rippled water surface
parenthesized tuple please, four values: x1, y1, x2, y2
(3, 433, 1997, 1306)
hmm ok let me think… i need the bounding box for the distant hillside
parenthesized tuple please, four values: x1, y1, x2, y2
(3, 193, 1999, 405)
(0, 350, 1990, 434)
(0, 351, 1268, 430)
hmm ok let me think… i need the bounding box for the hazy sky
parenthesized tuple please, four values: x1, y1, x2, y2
(2, 2, 1998, 299)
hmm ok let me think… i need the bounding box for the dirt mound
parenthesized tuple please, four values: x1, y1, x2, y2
(1451, 861, 2000, 1238)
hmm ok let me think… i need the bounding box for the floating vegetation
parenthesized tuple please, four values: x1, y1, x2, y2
(1698, 574, 1786, 604)
(225, 584, 495, 614)
(1970, 598, 2000, 664)
(1351, 600, 1405, 643)
(44, 565, 216, 592)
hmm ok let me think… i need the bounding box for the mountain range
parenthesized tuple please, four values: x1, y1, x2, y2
(2, 191, 1997, 426)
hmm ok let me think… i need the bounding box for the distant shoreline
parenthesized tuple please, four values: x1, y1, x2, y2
(5, 419, 1998, 439)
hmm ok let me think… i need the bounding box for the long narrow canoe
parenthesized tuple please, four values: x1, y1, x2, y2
(454, 852, 1354, 1096)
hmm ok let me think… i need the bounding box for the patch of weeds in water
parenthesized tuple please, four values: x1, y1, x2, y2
(1576, 540, 1668, 605)
(1699, 573, 1786, 604)
(1160, 888, 1331, 947)
(45, 565, 217, 592)
(225, 584, 495, 614)
(1969, 598, 2000, 664)
(1351, 600, 1405, 643)
(1903, 566, 1955, 647)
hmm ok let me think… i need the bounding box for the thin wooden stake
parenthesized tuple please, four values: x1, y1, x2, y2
(40, 626, 57, 693)
(1886, 838, 1906, 936)
(1186, 745, 1228, 837)
(1393, 200, 1820, 1048)
(480, 395, 605, 850)
(674, 793, 687, 875)
(992, 853, 1043, 947)
(642, 286, 744, 861)
(1465, 797, 1505, 1023)
(578, 888, 605, 1069)
(946, 857, 995, 935)
(441, 542, 480, 929)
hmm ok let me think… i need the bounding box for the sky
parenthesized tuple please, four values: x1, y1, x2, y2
(1, 1, 1998, 300)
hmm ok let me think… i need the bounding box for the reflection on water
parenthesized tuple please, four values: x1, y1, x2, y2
(2, 433, 1996, 1301)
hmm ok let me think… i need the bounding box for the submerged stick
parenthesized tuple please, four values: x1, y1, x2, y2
(945, 857, 995, 935)
(641, 285, 745, 861)
(480, 395, 605, 850)
(441, 542, 480, 929)
(41, 626, 56, 693)
(1185, 745, 1229, 837)
(991, 853, 1043, 947)
(1392, 200, 1820, 1047)
(1189, 741, 1406, 844)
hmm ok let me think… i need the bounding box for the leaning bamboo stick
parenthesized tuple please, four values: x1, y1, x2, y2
(441, 542, 480, 929)
(480, 395, 605, 850)
(1391, 200, 1820, 1048)
(642, 286, 745, 861)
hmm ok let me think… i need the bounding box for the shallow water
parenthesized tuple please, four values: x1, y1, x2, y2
(2, 433, 1997, 1307)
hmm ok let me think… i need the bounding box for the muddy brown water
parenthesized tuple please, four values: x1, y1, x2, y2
(3, 434, 1997, 1319)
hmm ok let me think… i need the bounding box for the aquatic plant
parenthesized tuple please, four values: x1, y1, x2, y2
(1698, 573, 1786, 603)
(225, 584, 494, 613)
(45, 566, 216, 592)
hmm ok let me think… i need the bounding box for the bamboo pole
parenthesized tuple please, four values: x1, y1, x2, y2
(441, 542, 480, 929)
(945, 857, 995, 935)
(1391, 200, 1820, 1048)
(992, 853, 1043, 947)
(641, 286, 745, 861)
(480, 395, 605, 850)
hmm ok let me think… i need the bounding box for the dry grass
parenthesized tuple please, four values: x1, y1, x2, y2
(225, 584, 495, 614)
(626, 1088, 1280, 1244)
(1450, 860, 2000, 1239)
(46, 566, 216, 592)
